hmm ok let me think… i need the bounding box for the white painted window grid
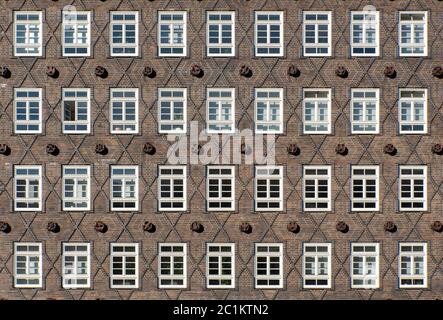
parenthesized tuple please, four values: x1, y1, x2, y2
(110, 243, 139, 289)
(14, 88, 43, 134)
(110, 11, 139, 57)
(62, 10, 91, 56)
(398, 89, 427, 134)
(255, 88, 284, 134)
(14, 242, 42, 288)
(206, 165, 235, 211)
(350, 11, 379, 56)
(158, 88, 187, 134)
(14, 11, 43, 56)
(399, 11, 427, 57)
(110, 165, 139, 211)
(303, 243, 332, 289)
(62, 243, 90, 289)
(62, 165, 91, 211)
(158, 165, 187, 211)
(206, 243, 235, 289)
(254, 11, 284, 57)
(14, 165, 42, 211)
(254, 243, 283, 289)
(207, 88, 235, 133)
(303, 165, 331, 212)
(351, 165, 379, 212)
(255, 166, 283, 212)
(62, 88, 91, 134)
(351, 243, 380, 289)
(158, 11, 187, 57)
(110, 88, 139, 134)
(303, 11, 331, 56)
(158, 243, 187, 289)
(351, 89, 380, 134)
(398, 243, 427, 288)
(303, 89, 331, 134)
(206, 11, 235, 57)
(399, 165, 427, 211)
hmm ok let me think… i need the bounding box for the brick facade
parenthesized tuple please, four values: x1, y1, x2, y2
(0, 0, 442, 300)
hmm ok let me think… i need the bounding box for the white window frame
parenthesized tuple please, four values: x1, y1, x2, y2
(303, 243, 332, 289)
(206, 165, 235, 212)
(158, 165, 187, 211)
(351, 89, 380, 134)
(14, 11, 43, 57)
(110, 88, 139, 134)
(398, 89, 427, 134)
(399, 243, 427, 288)
(303, 11, 331, 57)
(62, 10, 91, 57)
(158, 243, 187, 289)
(350, 11, 379, 56)
(206, 243, 235, 289)
(110, 11, 139, 57)
(14, 88, 43, 134)
(303, 89, 331, 134)
(14, 242, 42, 288)
(62, 88, 91, 134)
(399, 11, 428, 57)
(399, 165, 427, 212)
(255, 88, 284, 134)
(206, 11, 235, 57)
(62, 243, 90, 289)
(206, 88, 235, 134)
(62, 165, 91, 211)
(110, 243, 139, 289)
(303, 165, 331, 212)
(14, 165, 42, 212)
(158, 88, 187, 134)
(110, 165, 139, 211)
(351, 243, 380, 289)
(254, 11, 284, 57)
(254, 243, 283, 289)
(351, 165, 379, 212)
(158, 11, 187, 57)
(255, 166, 283, 212)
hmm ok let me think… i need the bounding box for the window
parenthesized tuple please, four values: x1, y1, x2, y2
(303, 243, 331, 289)
(14, 243, 42, 288)
(351, 165, 379, 211)
(399, 166, 427, 211)
(62, 243, 90, 289)
(351, 89, 379, 134)
(14, 11, 42, 56)
(303, 12, 331, 56)
(14, 88, 42, 134)
(62, 10, 91, 56)
(158, 243, 187, 289)
(399, 89, 427, 134)
(351, 11, 379, 56)
(63, 165, 90, 211)
(111, 166, 138, 211)
(110, 243, 139, 289)
(110, 11, 138, 56)
(206, 166, 235, 211)
(351, 243, 379, 289)
(206, 243, 235, 289)
(158, 11, 187, 57)
(110, 88, 139, 134)
(207, 11, 235, 56)
(255, 166, 283, 211)
(62, 88, 90, 134)
(14, 165, 42, 211)
(207, 88, 235, 133)
(303, 166, 331, 212)
(399, 12, 427, 56)
(255, 88, 283, 134)
(254, 243, 283, 289)
(303, 89, 331, 134)
(158, 165, 187, 211)
(399, 243, 427, 288)
(255, 12, 283, 57)
(158, 88, 187, 133)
